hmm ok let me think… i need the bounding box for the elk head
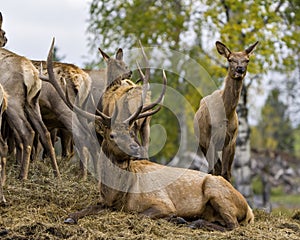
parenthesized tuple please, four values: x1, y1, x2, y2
(99, 47, 132, 88)
(40, 38, 166, 167)
(0, 12, 8, 47)
(216, 41, 259, 80)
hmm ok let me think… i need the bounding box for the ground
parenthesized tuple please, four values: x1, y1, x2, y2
(1, 159, 300, 240)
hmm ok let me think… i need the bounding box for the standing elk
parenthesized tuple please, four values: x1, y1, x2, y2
(0, 12, 60, 180)
(194, 41, 259, 182)
(31, 60, 98, 178)
(43, 40, 253, 231)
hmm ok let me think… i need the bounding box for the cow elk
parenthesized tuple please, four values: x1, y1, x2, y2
(0, 13, 60, 180)
(194, 41, 259, 182)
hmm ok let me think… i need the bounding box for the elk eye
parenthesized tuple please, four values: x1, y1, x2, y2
(109, 133, 115, 139)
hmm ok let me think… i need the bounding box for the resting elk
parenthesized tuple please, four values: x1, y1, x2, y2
(194, 41, 259, 182)
(0, 12, 60, 180)
(43, 40, 254, 231)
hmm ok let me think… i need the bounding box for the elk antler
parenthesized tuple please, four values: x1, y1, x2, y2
(40, 38, 111, 127)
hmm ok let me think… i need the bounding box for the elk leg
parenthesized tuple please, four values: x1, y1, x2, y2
(188, 219, 227, 232)
(25, 105, 61, 178)
(64, 203, 106, 224)
(0, 137, 7, 185)
(205, 142, 218, 175)
(221, 143, 235, 182)
(60, 129, 74, 160)
(0, 157, 6, 204)
(6, 108, 35, 180)
(203, 176, 239, 230)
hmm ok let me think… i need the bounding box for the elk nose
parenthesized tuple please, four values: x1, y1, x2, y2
(236, 66, 245, 73)
(130, 143, 139, 151)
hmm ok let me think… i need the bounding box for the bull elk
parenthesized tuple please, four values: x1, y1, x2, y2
(194, 41, 259, 181)
(0, 13, 60, 180)
(43, 39, 253, 231)
(40, 39, 165, 162)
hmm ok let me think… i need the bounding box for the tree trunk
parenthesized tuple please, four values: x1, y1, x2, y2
(233, 84, 254, 206)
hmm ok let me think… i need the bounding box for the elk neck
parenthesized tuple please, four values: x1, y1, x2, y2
(221, 75, 244, 119)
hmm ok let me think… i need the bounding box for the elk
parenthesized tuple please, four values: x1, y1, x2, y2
(98, 46, 156, 156)
(31, 60, 98, 179)
(44, 40, 253, 231)
(0, 13, 60, 180)
(0, 84, 8, 204)
(194, 41, 259, 182)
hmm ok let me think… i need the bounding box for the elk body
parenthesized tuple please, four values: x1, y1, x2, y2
(32, 60, 100, 178)
(194, 41, 259, 181)
(0, 13, 60, 180)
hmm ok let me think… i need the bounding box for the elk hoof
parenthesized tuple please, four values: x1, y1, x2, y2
(64, 217, 77, 224)
(0, 229, 9, 236)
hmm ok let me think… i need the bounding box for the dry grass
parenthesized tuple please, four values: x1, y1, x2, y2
(1, 159, 300, 240)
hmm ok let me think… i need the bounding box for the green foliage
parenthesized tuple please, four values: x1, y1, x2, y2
(86, 0, 300, 160)
(251, 88, 295, 153)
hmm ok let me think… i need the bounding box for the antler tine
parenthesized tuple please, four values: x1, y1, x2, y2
(123, 60, 146, 126)
(141, 69, 167, 113)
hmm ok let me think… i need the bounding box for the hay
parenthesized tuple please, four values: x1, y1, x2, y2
(1, 159, 300, 240)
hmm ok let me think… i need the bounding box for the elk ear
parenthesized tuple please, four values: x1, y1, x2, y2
(116, 48, 123, 60)
(216, 41, 231, 58)
(99, 48, 110, 62)
(245, 41, 259, 55)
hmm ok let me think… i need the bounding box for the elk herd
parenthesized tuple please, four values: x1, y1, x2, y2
(0, 12, 259, 231)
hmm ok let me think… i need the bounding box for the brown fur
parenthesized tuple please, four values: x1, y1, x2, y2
(66, 156, 254, 231)
(194, 41, 259, 181)
(99, 48, 152, 156)
(0, 48, 60, 180)
(0, 15, 60, 180)
(32, 60, 98, 179)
